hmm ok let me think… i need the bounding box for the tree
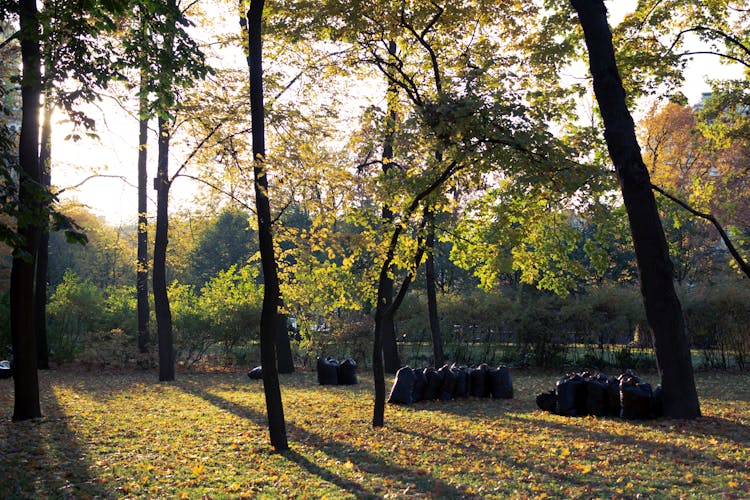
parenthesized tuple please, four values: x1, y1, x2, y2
(140, 0, 210, 381)
(11, 0, 43, 421)
(136, 68, 149, 354)
(185, 207, 257, 288)
(571, 0, 701, 419)
(245, 0, 288, 450)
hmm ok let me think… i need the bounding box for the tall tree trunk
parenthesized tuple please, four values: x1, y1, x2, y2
(154, 116, 174, 382)
(380, 53, 401, 374)
(571, 0, 700, 418)
(247, 0, 288, 451)
(12, 0, 42, 421)
(137, 71, 150, 354)
(34, 100, 53, 370)
(424, 207, 444, 367)
(275, 311, 294, 373)
(372, 280, 388, 428)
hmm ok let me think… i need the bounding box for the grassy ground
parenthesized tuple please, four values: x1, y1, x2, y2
(1, 368, 748, 499)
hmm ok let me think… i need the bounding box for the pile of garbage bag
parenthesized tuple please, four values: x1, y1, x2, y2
(388, 363, 513, 405)
(536, 371, 663, 420)
(317, 356, 359, 386)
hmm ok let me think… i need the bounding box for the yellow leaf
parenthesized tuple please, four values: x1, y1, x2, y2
(684, 473, 694, 483)
(728, 480, 739, 488)
(191, 464, 204, 476)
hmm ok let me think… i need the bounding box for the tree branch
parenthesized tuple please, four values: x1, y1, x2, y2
(54, 174, 133, 196)
(177, 173, 257, 215)
(0, 30, 19, 51)
(667, 26, 750, 68)
(400, 2, 443, 93)
(652, 183, 750, 279)
(170, 122, 223, 183)
(674, 50, 750, 69)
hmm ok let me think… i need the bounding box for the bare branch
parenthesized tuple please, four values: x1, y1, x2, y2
(177, 173, 257, 215)
(652, 183, 750, 279)
(54, 174, 133, 196)
(675, 50, 750, 68)
(667, 26, 750, 68)
(0, 30, 19, 51)
(170, 122, 223, 182)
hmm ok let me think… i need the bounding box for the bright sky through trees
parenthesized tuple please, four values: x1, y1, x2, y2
(49, 0, 744, 225)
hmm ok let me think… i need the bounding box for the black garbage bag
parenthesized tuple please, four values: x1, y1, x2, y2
(536, 390, 557, 413)
(247, 366, 262, 380)
(423, 367, 444, 401)
(388, 366, 416, 405)
(488, 366, 513, 399)
(652, 385, 664, 418)
(469, 365, 489, 398)
(317, 356, 340, 385)
(452, 366, 468, 398)
(584, 373, 609, 416)
(439, 365, 458, 401)
(620, 375, 653, 420)
(412, 368, 428, 403)
(556, 373, 587, 416)
(338, 358, 359, 385)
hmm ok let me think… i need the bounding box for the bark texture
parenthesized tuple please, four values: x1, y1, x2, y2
(571, 0, 700, 418)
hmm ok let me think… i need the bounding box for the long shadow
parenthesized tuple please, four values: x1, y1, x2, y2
(174, 378, 476, 499)
(504, 412, 748, 474)
(0, 373, 110, 499)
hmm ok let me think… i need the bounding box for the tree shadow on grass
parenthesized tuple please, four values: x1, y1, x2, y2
(0, 376, 110, 499)
(174, 378, 475, 499)
(504, 412, 748, 474)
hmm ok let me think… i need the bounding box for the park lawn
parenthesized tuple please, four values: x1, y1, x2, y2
(0, 368, 748, 499)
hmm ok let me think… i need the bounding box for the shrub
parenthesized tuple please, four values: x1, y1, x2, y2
(78, 329, 144, 370)
(47, 270, 105, 362)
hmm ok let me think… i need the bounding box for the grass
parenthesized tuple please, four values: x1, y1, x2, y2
(1, 368, 748, 499)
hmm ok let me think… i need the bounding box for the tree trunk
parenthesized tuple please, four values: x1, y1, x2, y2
(12, 0, 43, 421)
(424, 208, 444, 367)
(137, 71, 150, 354)
(34, 100, 52, 370)
(571, 0, 700, 418)
(275, 312, 294, 373)
(372, 291, 387, 428)
(380, 61, 401, 374)
(154, 116, 174, 382)
(247, 0, 288, 451)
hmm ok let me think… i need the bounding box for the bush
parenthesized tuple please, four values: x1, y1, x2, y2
(78, 329, 147, 370)
(47, 270, 105, 362)
(169, 283, 213, 366)
(684, 280, 750, 370)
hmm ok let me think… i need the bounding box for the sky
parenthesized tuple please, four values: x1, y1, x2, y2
(50, 1, 746, 226)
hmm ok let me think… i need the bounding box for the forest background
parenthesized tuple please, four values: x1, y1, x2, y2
(1, 0, 749, 378)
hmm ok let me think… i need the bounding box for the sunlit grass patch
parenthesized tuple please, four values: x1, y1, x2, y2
(1, 369, 748, 498)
